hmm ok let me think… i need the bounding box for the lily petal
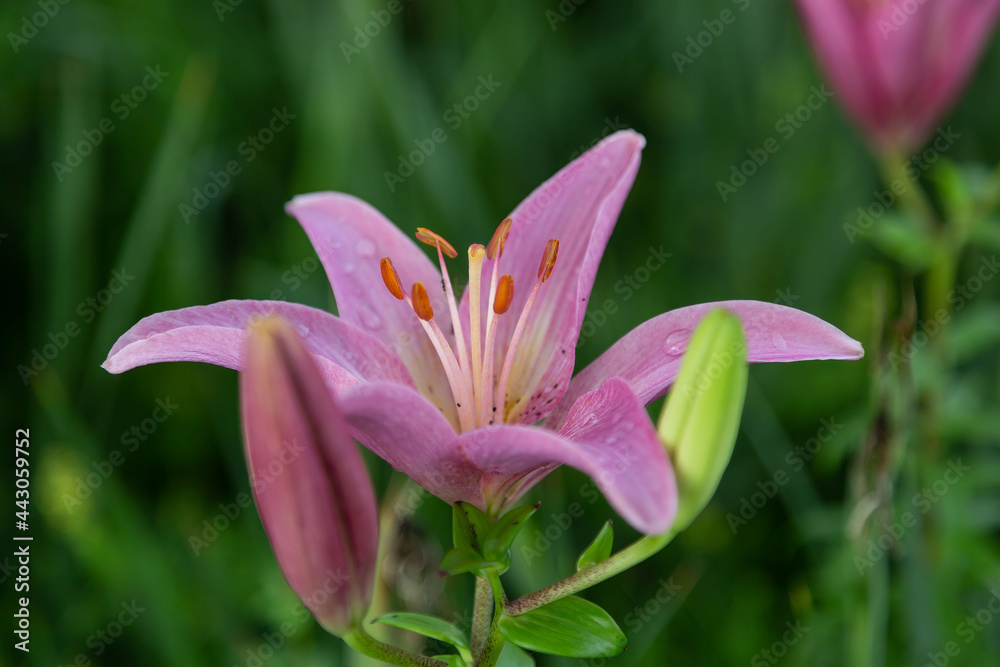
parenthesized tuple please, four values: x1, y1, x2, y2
(102, 299, 410, 393)
(240, 317, 378, 634)
(286, 193, 456, 415)
(462, 377, 676, 535)
(549, 300, 863, 429)
(337, 381, 484, 507)
(463, 130, 646, 425)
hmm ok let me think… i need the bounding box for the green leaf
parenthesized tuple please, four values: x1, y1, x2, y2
(496, 641, 535, 667)
(452, 501, 492, 551)
(439, 547, 504, 577)
(372, 612, 469, 651)
(482, 503, 539, 562)
(576, 520, 613, 571)
(866, 213, 937, 270)
(498, 596, 627, 658)
(431, 655, 468, 667)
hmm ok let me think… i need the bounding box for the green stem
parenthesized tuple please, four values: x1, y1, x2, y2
(470, 577, 491, 660)
(477, 574, 507, 667)
(344, 625, 448, 667)
(879, 152, 937, 230)
(504, 529, 676, 616)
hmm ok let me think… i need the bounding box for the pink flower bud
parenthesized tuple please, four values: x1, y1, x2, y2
(795, 0, 1000, 154)
(240, 317, 379, 635)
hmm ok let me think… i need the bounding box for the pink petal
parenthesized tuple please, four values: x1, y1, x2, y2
(548, 301, 863, 429)
(286, 193, 456, 411)
(337, 381, 485, 507)
(461, 130, 645, 426)
(103, 300, 411, 393)
(462, 377, 677, 535)
(240, 317, 379, 633)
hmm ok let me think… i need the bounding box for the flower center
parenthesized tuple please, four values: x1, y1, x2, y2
(380, 218, 559, 432)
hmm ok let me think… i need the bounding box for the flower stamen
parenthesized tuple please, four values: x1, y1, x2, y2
(380, 257, 404, 300)
(495, 239, 559, 421)
(411, 282, 434, 321)
(493, 274, 514, 314)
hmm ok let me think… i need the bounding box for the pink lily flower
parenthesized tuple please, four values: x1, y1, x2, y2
(795, 0, 1000, 154)
(104, 130, 863, 535)
(241, 317, 378, 634)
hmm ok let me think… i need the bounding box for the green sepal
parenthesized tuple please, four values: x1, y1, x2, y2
(438, 546, 504, 577)
(372, 612, 469, 653)
(482, 503, 539, 563)
(576, 520, 613, 571)
(498, 596, 626, 658)
(452, 501, 492, 551)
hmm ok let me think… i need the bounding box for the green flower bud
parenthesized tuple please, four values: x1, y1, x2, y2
(657, 309, 748, 532)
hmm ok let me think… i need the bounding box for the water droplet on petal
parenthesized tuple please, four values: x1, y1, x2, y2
(355, 238, 376, 258)
(663, 329, 691, 357)
(325, 235, 342, 249)
(584, 413, 599, 427)
(361, 310, 382, 331)
(771, 332, 787, 351)
(297, 324, 311, 337)
(342, 262, 355, 274)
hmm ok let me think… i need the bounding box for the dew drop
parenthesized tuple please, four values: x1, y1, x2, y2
(771, 332, 788, 351)
(361, 310, 382, 331)
(355, 238, 376, 258)
(663, 329, 691, 357)
(342, 262, 355, 274)
(297, 324, 311, 337)
(584, 413, 599, 427)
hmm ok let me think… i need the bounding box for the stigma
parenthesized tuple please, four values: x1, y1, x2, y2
(380, 218, 559, 431)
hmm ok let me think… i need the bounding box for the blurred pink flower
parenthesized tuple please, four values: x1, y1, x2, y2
(795, 0, 1000, 154)
(241, 317, 378, 635)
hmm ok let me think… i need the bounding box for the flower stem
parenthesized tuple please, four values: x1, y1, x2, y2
(477, 573, 507, 667)
(470, 577, 491, 659)
(344, 625, 448, 667)
(504, 529, 677, 616)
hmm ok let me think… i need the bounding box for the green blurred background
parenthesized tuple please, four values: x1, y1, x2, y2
(4, 1, 1000, 665)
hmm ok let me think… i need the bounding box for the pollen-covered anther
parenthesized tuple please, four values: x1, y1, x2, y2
(486, 217, 512, 260)
(493, 275, 514, 314)
(380, 257, 404, 300)
(415, 228, 458, 258)
(411, 282, 434, 321)
(538, 239, 560, 282)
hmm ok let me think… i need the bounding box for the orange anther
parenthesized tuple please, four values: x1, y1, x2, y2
(493, 274, 514, 314)
(412, 282, 434, 321)
(538, 239, 559, 282)
(415, 228, 458, 258)
(486, 217, 512, 260)
(380, 257, 404, 300)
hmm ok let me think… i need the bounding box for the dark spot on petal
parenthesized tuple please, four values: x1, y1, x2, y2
(457, 403, 461, 407)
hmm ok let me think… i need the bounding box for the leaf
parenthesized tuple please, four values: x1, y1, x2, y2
(452, 501, 492, 551)
(438, 547, 504, 577)
(431, 655, 468, 667)
(373, 612, 469, 651)
(576, 520, 613, 571)
(496, 641, 535, 667)
(482, 503, 539, 562)
(498, 596, 627, 658)
(866, 213, 937, 270)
